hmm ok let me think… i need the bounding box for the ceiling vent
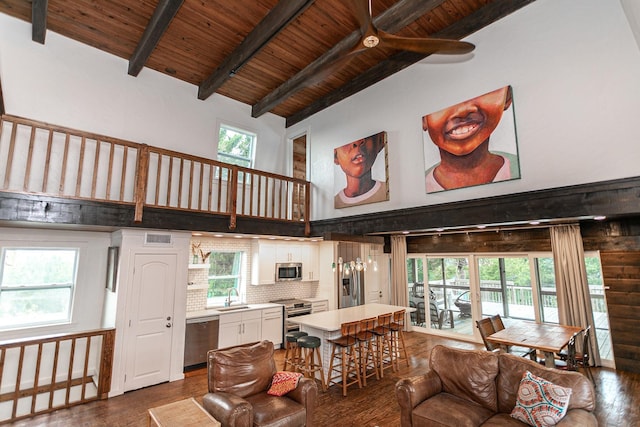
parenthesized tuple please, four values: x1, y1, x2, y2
(145, 233, 172, 245)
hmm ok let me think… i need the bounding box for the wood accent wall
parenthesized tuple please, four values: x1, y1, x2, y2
(406, 228, 552, 254)
(582, 218, 640, 374)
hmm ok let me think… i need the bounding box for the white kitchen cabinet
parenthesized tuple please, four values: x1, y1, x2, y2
(251, 240, 318, 285)
(261, 306, 283, 348)
(300, 243, 319, 282)
(218, 310, 262, 349)
(310, 300, 328, 313)
(251, 241, 277, 285)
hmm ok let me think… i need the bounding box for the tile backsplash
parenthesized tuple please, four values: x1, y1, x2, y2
(187, 237, 319, 312)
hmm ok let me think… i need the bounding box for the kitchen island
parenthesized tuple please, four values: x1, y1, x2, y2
(288, 303, 414, 381)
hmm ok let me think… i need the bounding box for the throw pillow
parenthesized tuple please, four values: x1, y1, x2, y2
(510, 371, 572, 427)
(267, 371, 303, 396)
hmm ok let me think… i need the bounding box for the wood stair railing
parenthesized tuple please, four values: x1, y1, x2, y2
(0, 328, 115, 424)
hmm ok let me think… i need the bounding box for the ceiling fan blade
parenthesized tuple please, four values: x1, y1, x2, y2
(302, 42, 368, 88)
(378, 30, 475, 55)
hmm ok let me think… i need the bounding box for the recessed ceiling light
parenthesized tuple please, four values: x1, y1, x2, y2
(402, 231, 410, 234)
(192, 232, 203, 236)
(214, 234, 223, 238)
(529, 221, 540, 225)
(476, 225, 487, 229)
(268, 236, 277, 240)
(234, 235, 243, 238)
(594, 215, 607, 221)
(436, 228, 445, 232)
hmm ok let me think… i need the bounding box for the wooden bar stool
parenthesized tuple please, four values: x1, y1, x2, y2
(283, 331, 308, 372)
(296, 335, 326, 391)
(373, 313, 395, 378)
(327, 321, 362, 396)
(390, 309, 409, 368)
(356, 317, 379, 386)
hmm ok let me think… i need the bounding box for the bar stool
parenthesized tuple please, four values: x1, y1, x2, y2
(283, 331, 308, 372)
(390, 309, 409, 368)
(356, 317, 379, 386)
(327, 321, 362, 396)
(296, 335, 326, 391)
(373, 313, 395, 378)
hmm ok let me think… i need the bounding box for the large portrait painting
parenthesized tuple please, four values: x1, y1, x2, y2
(334, 131, 389, 209)
(422, 85, 520, 193)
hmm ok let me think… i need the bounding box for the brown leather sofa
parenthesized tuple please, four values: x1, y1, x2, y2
(396, 345, 597, 426)
(202, 341, 318, 427)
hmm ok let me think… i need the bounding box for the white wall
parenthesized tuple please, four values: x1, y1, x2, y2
(0, 13, 287, 175)
(287, 0, 640, 220)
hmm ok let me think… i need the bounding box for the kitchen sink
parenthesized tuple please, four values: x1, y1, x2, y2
(215, 305, 250, 312)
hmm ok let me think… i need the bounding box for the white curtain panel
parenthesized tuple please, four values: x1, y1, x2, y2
(390, 235, 409, 307)
(550, 224, 600, 366)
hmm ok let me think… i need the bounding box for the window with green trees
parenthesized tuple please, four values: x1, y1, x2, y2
(207, 251, 243, 305)
(218, 124, 255, 169)
(0, 248, 78, 329)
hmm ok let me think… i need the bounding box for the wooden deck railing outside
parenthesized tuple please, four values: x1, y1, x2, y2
(0, 328, 115, 424)
(0, 115, 311, 234)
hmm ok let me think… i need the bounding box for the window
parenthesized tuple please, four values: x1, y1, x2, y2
(218, 124, 256, 169)
(207, 251, 244, 305)
(0, 248, 78, 329)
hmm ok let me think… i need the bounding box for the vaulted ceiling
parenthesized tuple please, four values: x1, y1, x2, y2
(0, 0, 535, 127)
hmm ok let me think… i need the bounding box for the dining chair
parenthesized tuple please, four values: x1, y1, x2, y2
(476, 317, 500, 352)
(539, 335, 578, 371)
(557, 325, 595, 384)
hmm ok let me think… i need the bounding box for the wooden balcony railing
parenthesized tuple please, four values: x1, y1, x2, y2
(0, 114, 311, 234)
(0, 328, 115, 424)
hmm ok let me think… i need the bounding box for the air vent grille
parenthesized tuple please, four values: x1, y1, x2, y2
(145, 233, 172, 245)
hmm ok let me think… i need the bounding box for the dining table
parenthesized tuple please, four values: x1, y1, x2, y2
(486, 321, 583, 368)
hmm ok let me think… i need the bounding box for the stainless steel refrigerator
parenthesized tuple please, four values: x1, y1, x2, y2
(338, 242, 365, 308)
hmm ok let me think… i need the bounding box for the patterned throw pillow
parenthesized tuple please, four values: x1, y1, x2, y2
(267, 371, 303, 396)
(510, 371, 572, 427)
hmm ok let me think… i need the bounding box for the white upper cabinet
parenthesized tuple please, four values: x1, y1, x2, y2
(250, 240, 319, 285)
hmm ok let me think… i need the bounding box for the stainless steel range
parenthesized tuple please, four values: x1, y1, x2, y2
(270, 298, 312, 333)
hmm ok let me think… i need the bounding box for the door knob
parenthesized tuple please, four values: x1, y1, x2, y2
(166, 323, 172, 328)
(166, 316, 172, 321)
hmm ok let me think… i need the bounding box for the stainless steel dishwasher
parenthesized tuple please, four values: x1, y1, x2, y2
(184, 315, 219, 369)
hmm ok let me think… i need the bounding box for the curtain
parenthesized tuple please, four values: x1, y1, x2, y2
(550, 224, 601, 366)
(390, 235, 408, 307)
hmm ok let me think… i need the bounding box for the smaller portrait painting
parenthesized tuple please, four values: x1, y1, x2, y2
(334, 131, 389, 209)
(422, 85, 520, 193)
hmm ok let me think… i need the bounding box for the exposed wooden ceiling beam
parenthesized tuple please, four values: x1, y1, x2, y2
(198, 0, 316, 101)
(285, 0, 537, 127)
(128, 0, 184, 77)
(251, 0, 447, 118)
(31, 0, 47, 44)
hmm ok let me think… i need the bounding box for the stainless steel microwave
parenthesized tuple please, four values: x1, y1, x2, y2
(276, 262, 303, 282)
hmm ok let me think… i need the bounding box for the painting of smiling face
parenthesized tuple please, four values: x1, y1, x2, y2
(423, 86, 512, 156)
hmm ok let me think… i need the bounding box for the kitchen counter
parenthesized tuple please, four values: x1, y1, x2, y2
(288, 303, 414, 332)
(186, 303, 282, 320)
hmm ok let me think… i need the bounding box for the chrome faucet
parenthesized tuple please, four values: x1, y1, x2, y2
(225, 287, 239, 307)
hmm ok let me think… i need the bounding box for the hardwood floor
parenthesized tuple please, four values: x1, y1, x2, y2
(6, 332, 640, 427)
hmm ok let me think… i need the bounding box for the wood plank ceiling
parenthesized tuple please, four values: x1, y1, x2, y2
(0, 0, 535, 127)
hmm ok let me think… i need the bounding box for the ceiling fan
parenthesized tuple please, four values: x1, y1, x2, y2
(349, 0, 475, 57)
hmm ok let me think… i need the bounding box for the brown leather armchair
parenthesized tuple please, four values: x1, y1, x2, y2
(202, 341, 317, 427)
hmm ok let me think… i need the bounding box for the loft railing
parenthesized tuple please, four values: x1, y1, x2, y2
(0, 114, 311, 234)
(0, 328, 115, 424)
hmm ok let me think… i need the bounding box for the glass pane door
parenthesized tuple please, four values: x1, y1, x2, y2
(477, 256, 535, 325)
(425, 257, 473, 337)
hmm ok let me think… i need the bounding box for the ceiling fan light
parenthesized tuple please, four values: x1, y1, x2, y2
(363, 35, 379, 48)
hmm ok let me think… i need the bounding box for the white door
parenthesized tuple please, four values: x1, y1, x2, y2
(125, 253, 176, 391)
